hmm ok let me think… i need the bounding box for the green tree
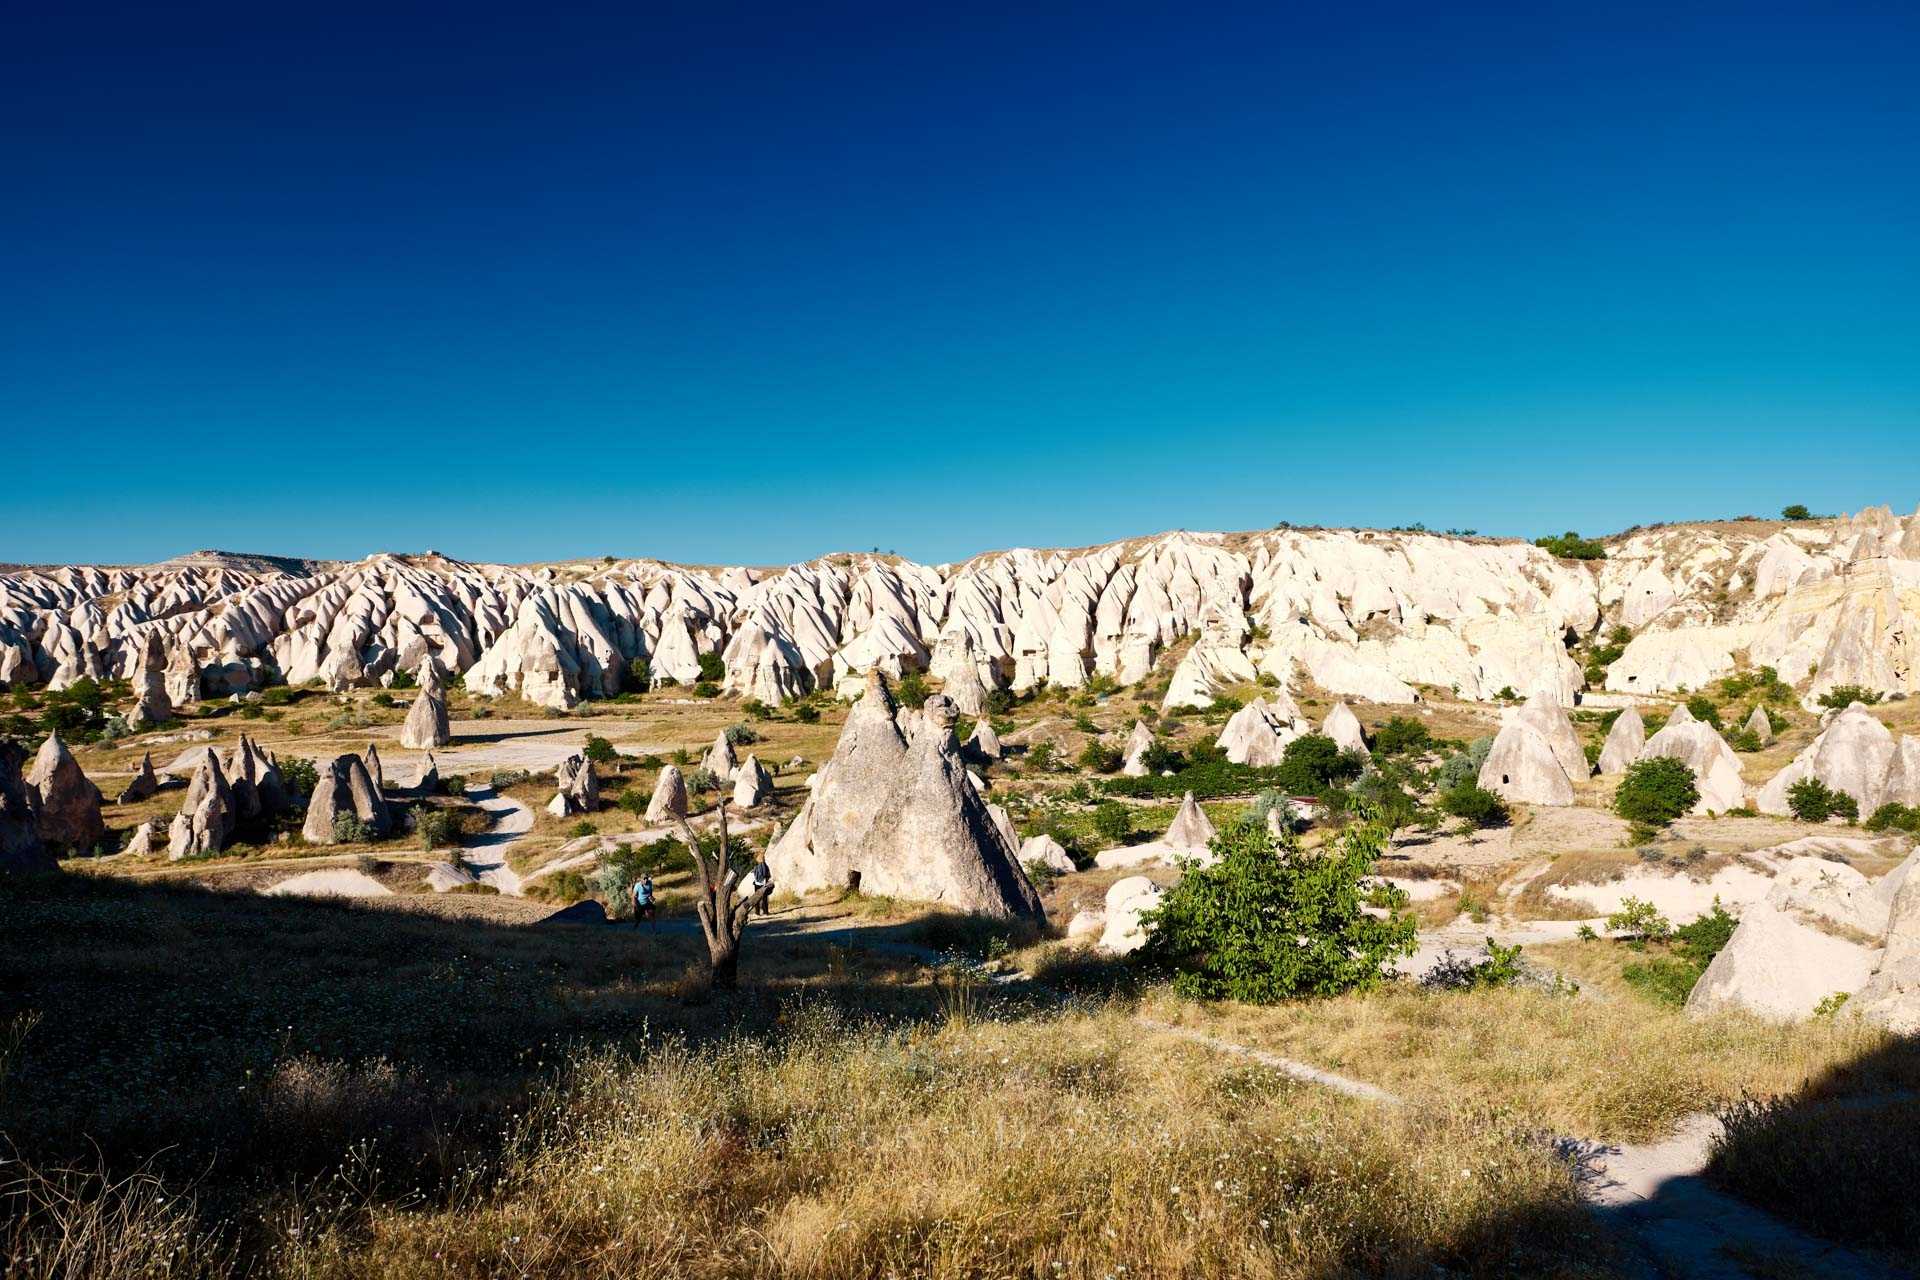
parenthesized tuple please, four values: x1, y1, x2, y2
(583, 734, 618, 765)
(1439, 783, 1509, 829)
(1781, 504, 1813, 520)
(1141, 811, 1416, 1002)
(695, 652, 725, 683)
(1614, 757, 1699, 829)
(1092, 801, 1132, 844)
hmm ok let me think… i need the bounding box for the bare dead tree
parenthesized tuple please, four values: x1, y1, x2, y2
(671, 782, 771, 990)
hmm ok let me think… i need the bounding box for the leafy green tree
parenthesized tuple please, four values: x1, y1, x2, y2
(1781, 504, 1813, 520)
(695, 652, 726, 683)
(1092, 801, 1132, 844)
(1817, 684, 1882, 710)
(583, 734, 618, 765)
(1613, 757, 1699, 829)
(1371, 716, 1432, 757)
(1535, 531, 1607, 560)
(1439, 783, 1508, 829)
(1141, 811, 1415, 1002)
(1788, 777, 1856, 822)
(1077, 741, 1122, 773)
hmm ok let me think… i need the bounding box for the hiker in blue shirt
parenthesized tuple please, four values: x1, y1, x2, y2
(632, 874, 656, 929)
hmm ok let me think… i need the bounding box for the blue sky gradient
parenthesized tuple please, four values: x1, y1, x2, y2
(4, 1, 1917, 565)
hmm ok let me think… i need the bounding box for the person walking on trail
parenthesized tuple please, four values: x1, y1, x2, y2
(749, 856, 773, 915)
(632, 874, 657, 929)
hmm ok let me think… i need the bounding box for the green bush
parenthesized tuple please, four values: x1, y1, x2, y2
(1866, 803, 1920, 834)
(583, 734, 618, 765)
(1437, 736, 1494, 791)
(1534, 531, 1607, 560)
(1091, 801, 1132, 844)
(693, 681, 720, 699)
(1438, 783, 1508, 829)
(895, 671, 930, 709)
(624, 658, 652, 692)
(1607, 895, 1672, 941)
(1140, 814, 1416, 1002)
(1817, 684, 1882, 709)
(414, 806, 454, 850)
(332, 813, 367, 843)
(1613, 757, 1699, 829)
(742, 698, 772, 720)
(568, 819, 597, 838)
(1371, 716, 1432, 757)
(1781, 503, 1813, 520)
(1787, 777, 1852, 823)
(696, 653, 726, 683)
(723, 723, 760, 746)
(1685, 695, 1721, 728)
(280, 756, 318, 798)
(1077, 741, 1122, 773)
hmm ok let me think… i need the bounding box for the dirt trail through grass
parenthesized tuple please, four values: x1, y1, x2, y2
(461, 784, 532, 894)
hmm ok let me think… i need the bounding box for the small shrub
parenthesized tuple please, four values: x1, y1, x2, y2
(1607, 896, 1672, 941)
(568, 819, 597, 838)
(1026, 742, 1059, 772)
(332, 813, 367, 843)
(895, 671, 931, 708)
(414, 806, 454, 850)
(696, 653, 725, 683)
(685, 767, 719, 794)
(1684, 695, 1721, 727)
(371, 692, 396, 708)
(489, 768, 531, 789)
(1781, 503, 1813, 520)
(742, 698, 772, 720)
(1613, 757, 1698, 829)
(1141, 814, 1416, 1002)
(693, 681, 720, 699)
(1866, 803, 1920, 834)
(624, 658, 652, 692)
(1077, 741, 1122, 773)
(1787, 777, 1848, 823)
(280, 756, 319, 798)
(1438, 784, 1508, 830)
(1091, 801, 1132, 844)
(723, 723, 760, 746)
(1817, 684, 1882, 709)
(582, 735, 618, 765)
(1421, 938, 1525, 991)
(1372, 716, 1432, 757)
(1535, 531, 1607, 560)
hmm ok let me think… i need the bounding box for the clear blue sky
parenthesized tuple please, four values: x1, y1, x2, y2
(4, 1, 1917, 566)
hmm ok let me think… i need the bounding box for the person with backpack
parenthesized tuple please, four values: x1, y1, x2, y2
(632, 873, 656, 929)
(749, 856, 773, 915)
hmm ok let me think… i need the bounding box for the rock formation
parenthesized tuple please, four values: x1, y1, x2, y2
(1743, 705, 1774, 746)
(224, 733, 286, 818)
(731, 754, 773, 808)
(942, 644, 991, 716)
(122, 819, 162, 857)
(1756, 703, 1920, 816)
(546, 752, 600, 818)
(26, 732, 105, 851)
(363, 742, 386, 793)
(399, 662, 451, 749)
(302, 754, 391, 844)
(1098, 876, 1163, 955)
(116, 753, 160, 804)
(766, 671, 1043, 918)
(167, 751, 235, 859)
(1638, 718, 1747, 814)
(1597, 708, 1646, 775)
(126, 630, 172, 728)
(1163, 791, 1218, 856)
(163, 642, 201, 706)
(701, 732, 738, 781)
(1322, 702, 1370, 759)
(1215, 697, 1301, 766)
(410, 752, 440, 794)
(963, 719, 1002, 762)
(1478, 700, 1582, 807)
(1121, 720, 1154, 777)
(0, 741, 51, 873)
(1018, 833, 1074, 874)
(645, 765, 688, 822)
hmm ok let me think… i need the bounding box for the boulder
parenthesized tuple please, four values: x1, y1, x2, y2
(701, 732, 738, 781)
(546, 752, 600, 818)
(1596, 708, 1645, 776)
(1478, 721, 1575, 806)
(1098, 876, 1163, 955)
(1743, 705, 1774, 746)
(1322, 702, 1370, 759)
(167, 751, 235, 859)
(1121, 720, 1154, 777)
(122, 819, 163, 857)
(410, 752, 440, 794)
(1687, 897, 1879, 1022)
(731, 754, 773, 808)
(399, 663, 451, 749)
(1163, 791, 1217, 854)
(1512, 692, 1588, 782)
(26, 732, 105, 851)
(1018, 833, 1075, 874)
(766, 670, 1044, 918)
(116, 753, 160, 804)
(645, 765, 689, 822)
(963, 719, 1002, 762)
(1638, 719, 1747, 814)
(942, 651, 991, 716)
(0, 741, 51, 874)
(1067, 908, 1105, 939)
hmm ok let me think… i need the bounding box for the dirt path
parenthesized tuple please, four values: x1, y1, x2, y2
(461, 785, 532, 895)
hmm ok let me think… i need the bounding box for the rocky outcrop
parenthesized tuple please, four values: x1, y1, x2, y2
(546, 752, 600, 818)
(399, 663, 451, 749)
(1756, 704, 1917, 815)
(1163, 791, 1217, 856)
(26, 733, 105, 852)
(963, 719, 1002, 762)
(645, 765, 688, 822)
(731, 754, 773, 808)
(1478, 698, 1583, 807)
(1216, 697, 1301, 766)
(301, 754, 391, 844)
(1743, 705, 1774, 746)
(1638, 719, 1746, 814)
(1017, 833, 1074, 874)
(1098, 876, 1163, 955)
(766, 672, 1043, 918)
(0, 741, 51, 873)
(224, 733, 286, 818)
(1597, 708, 1645, 775)
(163, 642, 201, 706)
(116, 753, 160, 804)
(167, 751, 235, 859)
(1690, 849, 1920, 1025)
(1121, 720, 1154, 777)
(363, 743, 386, 793)
(122, 819, 162, 857)
(700, 732, 737, 782)
(1323, 702, 1370, 759)
(126, 630, 172, 728)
